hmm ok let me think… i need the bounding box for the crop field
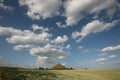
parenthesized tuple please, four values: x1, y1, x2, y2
(51, 70, 120, 80)
(0, 67, 120, 80)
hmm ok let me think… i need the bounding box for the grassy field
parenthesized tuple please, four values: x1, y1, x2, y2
(51, 70, 120, 80)
(0, 66, 120, 80)
(0, 67, 56, 80)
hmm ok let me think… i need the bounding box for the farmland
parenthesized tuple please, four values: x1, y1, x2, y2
(51, 70, 120, 80)
(0, 66, 120, 80)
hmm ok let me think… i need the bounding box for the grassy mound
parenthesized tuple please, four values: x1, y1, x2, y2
(51, 63, 68, 70)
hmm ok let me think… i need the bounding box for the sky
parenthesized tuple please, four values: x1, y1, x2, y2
(0, 0, 120, 69)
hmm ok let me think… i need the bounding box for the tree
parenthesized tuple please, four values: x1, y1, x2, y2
(39, 67, 44, 70)
(85, 68, 87, 70)
(69, 67, 73, 70)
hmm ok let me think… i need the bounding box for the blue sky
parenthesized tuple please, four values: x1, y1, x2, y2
(0, 0, 120, 69)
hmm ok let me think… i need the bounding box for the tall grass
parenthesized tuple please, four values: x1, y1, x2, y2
(51, 70, 120, 80)
(0, 67, 56, 80)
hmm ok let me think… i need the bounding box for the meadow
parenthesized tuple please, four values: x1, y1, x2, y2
(0, 67, 56, 80)
(0, 66, 120, 80)
(51, 70, 120, 80)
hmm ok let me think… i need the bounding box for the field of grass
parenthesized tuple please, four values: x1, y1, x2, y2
(0, 67, 56, 80)
(51, 70, 120, 80)
(0, 66, 120, 80)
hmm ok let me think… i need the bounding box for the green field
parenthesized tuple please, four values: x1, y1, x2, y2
(0, 67, 120, 80)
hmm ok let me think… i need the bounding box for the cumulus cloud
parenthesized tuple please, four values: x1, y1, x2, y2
(0, 0, 13, 11)
(6, 30, 52, 44)
(32, 24, 49, 32)
(30, 43, 68, 64)
(36, 56, 48, 64)
(66, 44, 71, 49)
(64, 0, 119, 26)
(19, 0, 62, 20)
(72, 20, 117, 42)
(56, 22, 66, 28)
(0, 26, 69, 65)
(0, 26, 22, 35)
(101, 44, 120, 52)
(29, 44, 68, 56)
(96, 58, 107, 62)
(14, 44, 35, 51)
(18, 0, 119, 26)
(0, 26, 51, 45)
(18, 0, 119, 27)
(52, 35, 68, 44)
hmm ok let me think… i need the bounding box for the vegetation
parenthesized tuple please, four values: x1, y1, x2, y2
(0, 66, 56, 80)
(0, 66, 120, 80)
(51, 70, 120, 80)
(51, 63, 68, 70)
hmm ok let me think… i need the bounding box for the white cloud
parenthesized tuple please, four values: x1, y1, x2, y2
(61, 63, 66, 66)
(98, 53, 108, 56)
(0, 26, 22, 35)
(36, 56, 48, 64)
(101, 44, 120, 52)
(52, 35, 68, 44)
(72, 31, 81, 40)
(30, 44, 69, 64)
(14, 44, 35, 51)
(64, 0, 119, 26)
(66, 44, 71, 49)
(72, 20, 117, 42)
(108, 55, 117, 58)
(56, 22, 66, 28)
(0, 0, 13, 11)
(18, 0, 119, 26)
(78, 46, 83, 49)
(6, 30, 52, 44)
(18, 0, 119, 27)
(96, 55, 117, 62)
(96, 58, 107, 62)
(30, 44, 67, 56)
(19, 0, 62, 20)
(32, 24, 49, 32)
(0, 26, 69, 65)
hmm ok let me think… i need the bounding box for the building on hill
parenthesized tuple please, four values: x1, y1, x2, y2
(51, 63, 68, 70)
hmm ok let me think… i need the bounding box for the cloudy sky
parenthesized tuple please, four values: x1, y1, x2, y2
(0, 0, 120, 69)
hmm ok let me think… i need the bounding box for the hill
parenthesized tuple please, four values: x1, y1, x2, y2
(51, 63, 68, 70)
